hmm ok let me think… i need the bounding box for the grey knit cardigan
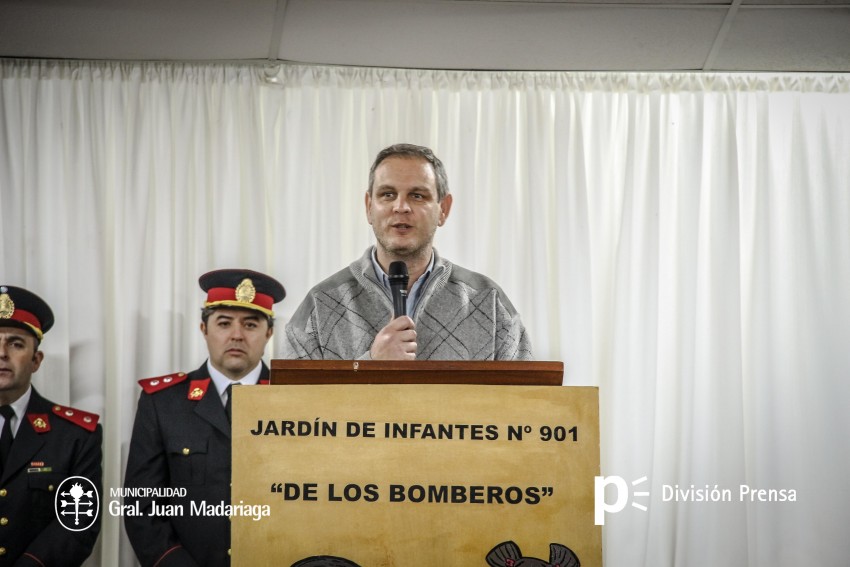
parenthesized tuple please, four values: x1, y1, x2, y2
(280, 247, 533, 360)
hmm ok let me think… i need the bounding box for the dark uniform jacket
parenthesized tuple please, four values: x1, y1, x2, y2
(0, 387, 102, 566)
(124, 362, 270, 567)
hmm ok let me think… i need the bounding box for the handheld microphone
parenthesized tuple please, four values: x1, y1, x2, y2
(388, 261, 409, 319)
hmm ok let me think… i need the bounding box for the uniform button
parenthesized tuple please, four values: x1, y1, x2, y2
(0, 547, 6, 556)
(182, 448, 190, 455)
(0, 517, 7, 525)
(0, 489, 6, 497)
(227, 548, 231, 556)
(49, 485, 55, 492)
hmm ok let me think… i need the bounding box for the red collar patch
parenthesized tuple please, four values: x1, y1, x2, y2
(187, 378, 211, 401)
(27, 413, 51, 433)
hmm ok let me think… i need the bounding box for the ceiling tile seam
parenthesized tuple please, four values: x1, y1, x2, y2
(268, 0, 289, 61)
(702, 0, 742, 71)
(740, 5, 850, 9)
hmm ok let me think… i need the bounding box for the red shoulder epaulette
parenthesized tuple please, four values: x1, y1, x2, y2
(138, 372, 188, 394)
(51, 404, 99, 432)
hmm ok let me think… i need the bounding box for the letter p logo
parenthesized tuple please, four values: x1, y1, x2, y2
(594, 475, 649, 525)
(595, 475, 627, 525)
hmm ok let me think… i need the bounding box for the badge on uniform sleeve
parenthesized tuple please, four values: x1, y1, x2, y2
(188, 378, 212, 401)
(51, 405, 100, 432)
(27, 413, 51, 433)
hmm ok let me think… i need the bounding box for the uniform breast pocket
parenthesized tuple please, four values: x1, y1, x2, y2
(28, 471, 66, 525)
(166, 438, 208, 486)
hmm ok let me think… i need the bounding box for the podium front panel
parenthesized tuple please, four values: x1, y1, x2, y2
(232, 384, 601, 566)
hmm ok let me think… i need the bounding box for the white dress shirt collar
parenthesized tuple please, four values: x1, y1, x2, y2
(206, 360, 263, 406)
(2, 384, 33, 437)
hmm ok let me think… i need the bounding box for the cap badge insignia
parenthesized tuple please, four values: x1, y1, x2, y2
(0, 293, 14, 319)
(235, 278, 256, 303)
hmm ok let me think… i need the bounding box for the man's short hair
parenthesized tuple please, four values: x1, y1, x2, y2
(368, 143, 450, 201)
(201, 306, 274, 329)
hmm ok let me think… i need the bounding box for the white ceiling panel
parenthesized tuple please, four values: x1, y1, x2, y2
(0, 0, 849, 72)
(0, 0, 278, 60)
(278, 0, 728, 70)
(713, 7, 850, 71)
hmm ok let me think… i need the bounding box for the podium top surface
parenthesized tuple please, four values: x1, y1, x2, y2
(270, 359, 564, 386)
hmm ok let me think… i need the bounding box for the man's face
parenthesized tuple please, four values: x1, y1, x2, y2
(200, 308, 272, 381)
(365, 156, 452, 263)
(0, 328, 43, 404)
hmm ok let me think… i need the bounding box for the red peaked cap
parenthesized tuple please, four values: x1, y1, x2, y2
(198, 269, 285, 318)
(0, 285, 55, 341)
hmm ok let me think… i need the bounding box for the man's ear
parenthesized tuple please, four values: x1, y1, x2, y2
(438, 193, 453, 226)
(365, 190, 373, 225)
(31, 349, 44, 373)
(200, 321, 207, 335)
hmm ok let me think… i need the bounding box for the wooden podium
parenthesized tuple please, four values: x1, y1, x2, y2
(232, 360, 601, 567)
(270, 359, 564, 385)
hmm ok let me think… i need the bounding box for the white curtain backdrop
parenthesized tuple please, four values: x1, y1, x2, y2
(1, 59, 849, 567)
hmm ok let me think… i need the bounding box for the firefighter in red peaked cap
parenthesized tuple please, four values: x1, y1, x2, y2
(0, 285, 102, 565)
(124, 269, 284, 567)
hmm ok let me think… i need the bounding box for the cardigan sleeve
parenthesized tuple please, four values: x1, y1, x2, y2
(495, 310, 534, 361)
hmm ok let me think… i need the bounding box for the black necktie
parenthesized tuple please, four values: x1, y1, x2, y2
(225, 384, 234, 424)
(0, 405, 15, 473)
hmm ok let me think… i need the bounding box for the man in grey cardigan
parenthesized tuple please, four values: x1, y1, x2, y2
(282, 143, 532, 361)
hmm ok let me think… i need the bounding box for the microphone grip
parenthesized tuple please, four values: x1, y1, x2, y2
(388, 260, 409, 319)
(392, 287, 408, 319)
